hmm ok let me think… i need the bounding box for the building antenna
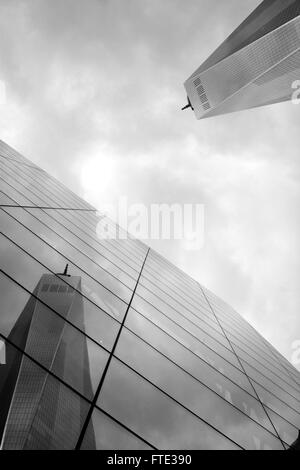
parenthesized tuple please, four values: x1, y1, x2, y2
(181, 96, 194, 111)
(56, 263, 71, 277)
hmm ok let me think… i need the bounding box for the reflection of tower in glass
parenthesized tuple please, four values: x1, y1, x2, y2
(0, 269, 96, 449)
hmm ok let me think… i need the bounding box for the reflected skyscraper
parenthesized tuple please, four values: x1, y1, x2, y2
(0, 271, 96, 449)
(184, 0, 300, 119)
(1, 138, 300, 449)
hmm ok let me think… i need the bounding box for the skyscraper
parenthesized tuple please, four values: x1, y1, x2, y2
(183, 0, 300, 119)
(0, 272, 96, 449)
(0, 139, 300, 449)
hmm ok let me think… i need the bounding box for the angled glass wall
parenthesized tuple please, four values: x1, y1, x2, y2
(1, 139, 300, 450)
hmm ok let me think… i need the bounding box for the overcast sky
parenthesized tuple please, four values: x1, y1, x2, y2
(0, 0, 299, 369)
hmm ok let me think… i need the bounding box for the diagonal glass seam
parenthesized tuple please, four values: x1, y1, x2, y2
(142, 267, 218, 315)
(0, 167, 145, 266)
(85, 404, 157, 450)
(1, 157, 94, 212)
(1, 207, 132, 307)
(0, 204, 98, 212)
(133, 291, 235, 355)
(135, 281, 300, 398)
(135, 277, 300, 409)
(4, 155, 147, 249)
(0, 267, 112, 355)
(199, 283, 287, 449)
(0, 201, 140, 288)
(0, 330, 155, 450)
(0, 230, 126, 327)
(0, 194, 141, 281)
(0, 180, 142, 274)
(95, 354, 246, 450)
(259, 335, 300, 391)
(0, 158, 93, 212)
(0, 153, 45, 171)
(126, 305, 300, 431)
(140, 273, 300, 390)
(0, 331, 92, 403)
(0, 327, 282, 451)
(0, 143, 93, 210)
(11, 204, 140, 284)
(132, 292, 300, 418)
(75, 247, 150, 450)
(200, 295, 300, 401)
(138, 282, 227, 343)
(115, 318, 296, 441)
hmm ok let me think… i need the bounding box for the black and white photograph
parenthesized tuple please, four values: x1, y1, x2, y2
(0, 0, 300, 455)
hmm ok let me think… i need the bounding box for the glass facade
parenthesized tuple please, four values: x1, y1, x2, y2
(184, 0, 300, 119)
(1, 139, 300, 450)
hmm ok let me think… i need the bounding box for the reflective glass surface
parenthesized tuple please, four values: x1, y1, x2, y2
(1, 140, 300, 450)
(81, 409, 153, 450)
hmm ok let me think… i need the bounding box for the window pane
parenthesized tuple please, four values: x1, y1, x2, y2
(0, 342, 90, 449)
(81, 409, 152, 450)
(3, 206, 133, 304)
(251, 379, 300, 429)
(131, 294, 241, 370)
(0, 271, 109, 399)
(0, 208, 128, 320)
(98, 358, 241, 450)
(0, 233, 120, 349)
(26, 207, 137, 290)
(136, 284, 229, 348)
(242, 359, 300, 413)
(115, 328, 282, 449)
(126, 308, 259, 398)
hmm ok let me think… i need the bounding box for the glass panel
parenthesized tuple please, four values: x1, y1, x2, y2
(98, 358, 241, 450)
(0, 341, 90, 449)
(26, 208, 137, 289)
(140, 275, 220, 331)
(131, 294, 241, 369)
(145, 258, 201, 298)
(115, 328, 283, 449)
(223, 325, 300, 388)
(251, 380, 300, 429)
(81, 409, 152, 450)
(126, 307, 254, 396)
(242, 360, 300, 413)
(0, 189, 22, 206)
(234, 342, 300, 402)
(0, 164, 51, 207)
(1, 160, 145, 269)
(136, 284, 229, 348)
(141, 280, 214, 325)
(0, 208, 128, 320)
(265, 408, 299, 447)
(45, 207, 142, 273)
(0, 271, 109, 399)
(3, 206, 133, 304)
(0, 233, 120, 348)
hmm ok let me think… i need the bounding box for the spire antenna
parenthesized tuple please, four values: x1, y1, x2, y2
(56, 263, 70, 277)
(181, 96, 194, 111)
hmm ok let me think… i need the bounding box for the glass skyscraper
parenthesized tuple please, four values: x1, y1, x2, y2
(1, 139, 300, 450)
(184, 0, 300, 119)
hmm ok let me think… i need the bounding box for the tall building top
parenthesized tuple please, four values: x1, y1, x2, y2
(184, 0, 300, 119)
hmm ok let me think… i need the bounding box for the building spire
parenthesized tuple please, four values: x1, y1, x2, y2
(181, 96, 194, 111)
(56, 263, 70, 277)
